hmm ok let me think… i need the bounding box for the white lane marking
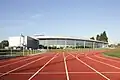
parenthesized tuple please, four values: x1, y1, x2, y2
(0, 57, 26, 64)
(0, 56, 47, 78)
(76, 54, 80, 57)
(76, 53, 85, 57)
(65, 55, 70, 58)
(28, 53, 58, 80)
(28, 52, 45, 56)
(95, 55, 120, 63)
(0, 72, 120, 74)
(63, 52, 70, 80)
(0, 54, 43, 68)
(68, 72, 120, 74)
(69, 53, 110, 80)
(87, 56, 120, 70)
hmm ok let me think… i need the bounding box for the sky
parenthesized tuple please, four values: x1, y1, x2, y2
(0, 0, 120, 44)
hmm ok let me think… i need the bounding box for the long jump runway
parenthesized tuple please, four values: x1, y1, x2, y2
(0, 51, 120, 80)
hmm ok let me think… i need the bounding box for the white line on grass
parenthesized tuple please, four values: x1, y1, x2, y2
(69, 53, 110, 80)
(95, 55, 120, 63)
(28, 53, 58, 80)
(0, 56, 47, 78)
(63, 52, 70, 80)
(87, 56, 120, 70)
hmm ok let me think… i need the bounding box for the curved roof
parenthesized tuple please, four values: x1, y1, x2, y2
(32, 36, 108, 44)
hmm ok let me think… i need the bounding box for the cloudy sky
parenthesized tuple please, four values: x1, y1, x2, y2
(0, 0, 120, 44)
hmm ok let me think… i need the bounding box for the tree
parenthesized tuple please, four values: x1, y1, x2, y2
(100, 33, 104, 41)
(99, 31, 108, 42)
(117, 43, 120, 46)
(0, 43, 2, 49)
(96, 31, 108, 42)
(96, 34, 100, 40)
(102, 31, 108, 42)
(90, 37, 95, 40)
(0, 40, 9, 48)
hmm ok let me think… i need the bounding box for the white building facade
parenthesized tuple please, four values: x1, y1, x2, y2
(9, 35, 108, 49)
(9, 36, 39, 49)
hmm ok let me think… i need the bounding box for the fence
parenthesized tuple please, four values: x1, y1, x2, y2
(0, 49, 45, 57)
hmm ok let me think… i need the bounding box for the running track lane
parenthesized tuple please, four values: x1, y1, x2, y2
(88, 54, 120, 80)
(0, 53, 56, 73)
(0, 52, 56, 69)
(0, 54, 47, 68)
(94, 54, 120, 68)
(0, 52, 54, 66)
(68, 53, 109, 80)
(28, 53, 58, 80)
(0, 56, 28, 66)
(30, 52, 66, 80)
(79, 53, 120, 80)
(1, 51, 120, 80)
(0, 53, 57, 80)
(96, 53, 120, 62)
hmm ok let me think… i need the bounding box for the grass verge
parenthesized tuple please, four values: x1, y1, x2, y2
(103, 48, 120, 58)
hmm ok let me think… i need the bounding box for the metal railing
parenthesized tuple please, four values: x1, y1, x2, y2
(0, 49, 45, 57)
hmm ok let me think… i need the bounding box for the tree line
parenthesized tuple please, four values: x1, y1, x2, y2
(0, 40, 9, 49)
(90, 31, 108, 42)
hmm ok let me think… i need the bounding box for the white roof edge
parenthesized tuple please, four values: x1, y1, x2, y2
(33, 36, 108, 43)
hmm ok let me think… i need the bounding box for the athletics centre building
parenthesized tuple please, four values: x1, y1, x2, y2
(9, 35, 108, 49)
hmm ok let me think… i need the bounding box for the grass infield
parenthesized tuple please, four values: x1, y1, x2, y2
(103, 48, 120, 58)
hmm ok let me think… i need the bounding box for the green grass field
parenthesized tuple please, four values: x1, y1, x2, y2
(103, 48, 120, 58)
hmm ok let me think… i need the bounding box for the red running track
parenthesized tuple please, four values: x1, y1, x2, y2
(0, 51, 120, 80)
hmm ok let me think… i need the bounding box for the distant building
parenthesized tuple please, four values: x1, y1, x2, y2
(9, 36, 39, 49)
(33, 36, 108, 49)
(8, 35, 108, 49)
